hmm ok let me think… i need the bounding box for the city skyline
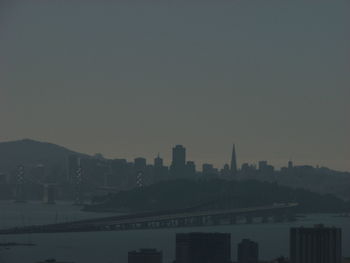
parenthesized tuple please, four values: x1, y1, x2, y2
(0, 138, 344, 173)
(0, 1, 349, 263)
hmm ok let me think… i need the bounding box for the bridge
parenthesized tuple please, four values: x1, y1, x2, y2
(0, 202, 298, 235)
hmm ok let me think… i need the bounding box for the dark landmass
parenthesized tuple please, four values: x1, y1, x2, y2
(85, 179, 350, 213)
(0, 242, 36, 247)
(0, 139, 87, 172)
(0, 139, 349, 202)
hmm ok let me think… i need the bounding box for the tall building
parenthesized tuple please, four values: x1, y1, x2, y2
(128, 249, 162, 263)
(202, 163, 214, 175)
(290, 225, 342, 263)
(171, 145, 186, 177)
(175, 232, 231, 263)
(230, 144, 237, 176)
(186, 161, 196, 177)
(258, 161, 274, 174)
(134, 158, 147, 172)
(154, 154, 163, 168)
(237, 239, 259, 263)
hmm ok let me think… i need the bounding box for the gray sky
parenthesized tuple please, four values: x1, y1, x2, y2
(0, 0, 349, 171)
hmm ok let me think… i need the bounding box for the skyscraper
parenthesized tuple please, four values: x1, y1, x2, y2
(230, 144, 237, 176)
(175, 232, 231, 263)
(171, 145, 186, 177)
(290, 225, 342, 263)
(154, 154, 163, 168)
(237, 239, 259, 263)
(154, 154, 165, 182)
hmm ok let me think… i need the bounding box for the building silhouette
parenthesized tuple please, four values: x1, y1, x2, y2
(171, 145, 186, 177)
(290, 224, 342, 263)
(174, 232, 231, 263)
(154, 154, 163, 169)
(128, 249, 162, 263)
(230, 144, 237, 176)
(237, 239, 259, 263)
(186, 161, 196, 177)
(134, 158, 147, 173)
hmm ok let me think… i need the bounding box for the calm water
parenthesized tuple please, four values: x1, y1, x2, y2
(0, 201, 349, 263)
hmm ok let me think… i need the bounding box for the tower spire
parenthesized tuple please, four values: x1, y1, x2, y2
(230, 144, 237, 176)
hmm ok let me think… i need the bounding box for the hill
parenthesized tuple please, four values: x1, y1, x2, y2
(0, 139, 87, 173)
(85, 179, 350, 213)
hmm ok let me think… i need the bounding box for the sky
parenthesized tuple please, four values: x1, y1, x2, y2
(0, 0, 349, 171)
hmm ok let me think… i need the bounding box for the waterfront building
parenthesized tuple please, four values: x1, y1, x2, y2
(175, 232, 231, 263)
(128, 249, 162, 263)
(290, 224, 342, 263)
(237, 239, 259, 263)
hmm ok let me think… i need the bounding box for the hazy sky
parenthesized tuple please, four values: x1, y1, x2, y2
(0, 1, 349, 171)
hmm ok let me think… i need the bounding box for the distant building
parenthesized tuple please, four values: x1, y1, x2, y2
(186, 161, 196, 177)
(258, 161, 274, 174)
(128, 249, 162, 263)
(175, 232, 231, 263)
(154, 154, 165, 182)
(134, 158, 147, 172)
(237, 239, 259, 263)
(241, 163, 256, 174)
(171, 145, 186, 177)
(202, 163, 215, 176)
(154, 154, 163, 168)
(220, 164, 231, 177)
(290, 224, 342, 263)
(230, 144, 237, 176)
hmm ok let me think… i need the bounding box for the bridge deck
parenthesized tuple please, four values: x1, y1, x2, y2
(0, 203, 298, 235)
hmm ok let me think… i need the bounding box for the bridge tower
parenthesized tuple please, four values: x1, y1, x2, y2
(136, 171, 144, 188)
(74, 161, 84, 205)
(14, 165, 26, 203)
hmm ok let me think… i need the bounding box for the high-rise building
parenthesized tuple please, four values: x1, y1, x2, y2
(230, 144, 237, 176)
(153, 154, 164, 182)
(175, 232, 231, 263)
(128, 249, 162, 263)
(154, 154, 163, 169)
(186, 161, 196, 177)
(202, 163, 217, 176)
(134, 158, 147, 172)
(171, 145, 186, 177)
(290, 225, 342, 263)
(237, 239, 259, 263)
(258, 161, 274, 174)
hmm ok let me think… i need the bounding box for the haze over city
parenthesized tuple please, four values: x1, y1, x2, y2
(1, 0, 349, 171)
(0, 1, 349, 263)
